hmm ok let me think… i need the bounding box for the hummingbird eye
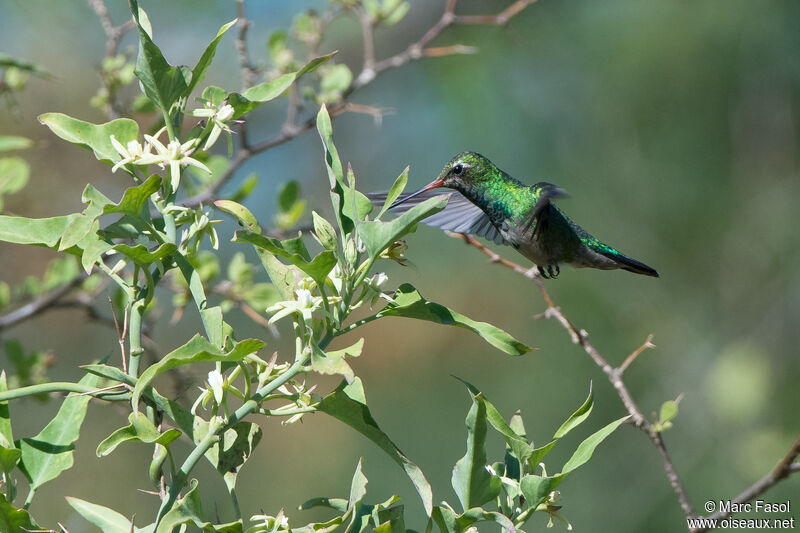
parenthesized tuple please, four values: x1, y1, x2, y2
(452, 163, 464, 176)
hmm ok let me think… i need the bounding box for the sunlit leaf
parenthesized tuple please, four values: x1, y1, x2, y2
(96, 412, 181, 457)
(378, 284, 531, 356)
(553, 384, 593, 439)
(131, 335, 264, 410)
(67, 497, 154, 533)
(18, 372, 101, 496)
(317, 378, 433, 516)
(38, 112, 139, 163)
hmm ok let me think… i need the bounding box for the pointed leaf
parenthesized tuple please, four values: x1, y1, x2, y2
(18, 372, 101, 493)
(378, 284, 531, 355)
(376, 166, 408, 219)
(317, 378, 433, 516)
(38, 113, 139, 162)
(228, 52, 336, 119)
(553, 384, 593, 439)
(132, 335, 264, 410)
(451, 393, 501, 511)
(96, 412, 181, 457)
(185, 19, 237, 97)
(156, 479, 243, 533)
(359, 195, 447, 260)
(67, 496, 154, 533)
(194, 420, 261, 493)
(233, 230, 336, 287)
(561, 415, 629, 473)
(130, 0, 189, 113)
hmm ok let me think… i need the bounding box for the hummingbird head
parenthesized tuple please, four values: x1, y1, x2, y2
(389, 152, 496, 208)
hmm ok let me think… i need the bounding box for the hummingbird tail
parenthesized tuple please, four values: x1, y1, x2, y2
(606, 251, 659, 277)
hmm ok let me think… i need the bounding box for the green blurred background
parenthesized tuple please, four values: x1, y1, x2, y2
(1, 0, 799, 531)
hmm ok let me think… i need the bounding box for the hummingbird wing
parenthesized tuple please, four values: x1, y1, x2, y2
(522, 182, 569, 235)
(367, 191, 507, 244)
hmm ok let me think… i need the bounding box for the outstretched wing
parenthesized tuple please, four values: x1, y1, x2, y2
(367, 190, 506, 245)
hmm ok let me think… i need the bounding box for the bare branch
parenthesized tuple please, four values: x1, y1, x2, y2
(235, 0, 258, 91)
(0, 274, 87, 332)
(618, 334, 655, 375)
(696, 434, 800, 531)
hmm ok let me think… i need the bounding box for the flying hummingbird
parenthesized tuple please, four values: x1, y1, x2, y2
(370, 152, 658, 279)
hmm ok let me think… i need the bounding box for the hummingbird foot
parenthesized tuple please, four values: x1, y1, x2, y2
(537, 264, 560, 279)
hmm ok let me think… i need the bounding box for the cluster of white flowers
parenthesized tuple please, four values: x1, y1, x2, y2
(110, 126, 211, 191)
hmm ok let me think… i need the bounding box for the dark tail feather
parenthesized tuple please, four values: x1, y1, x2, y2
(610, 252, 659, 277)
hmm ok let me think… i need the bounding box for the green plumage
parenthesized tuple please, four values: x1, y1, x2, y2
(384, 151, 658, 279)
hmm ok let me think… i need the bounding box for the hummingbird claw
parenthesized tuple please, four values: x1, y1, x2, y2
(537, 265, 549, 279)
(548, 265, 560, 278)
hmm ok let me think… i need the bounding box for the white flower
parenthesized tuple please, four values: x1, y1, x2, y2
(136, 127, 211, 192)
(207, 370, 224, 404)
(363, 272, 391, 307)
(192, 102, 236, 150)
(327, 264, 343, 295)
(266, 288, 323, 324)
(110, 135, 151, 172)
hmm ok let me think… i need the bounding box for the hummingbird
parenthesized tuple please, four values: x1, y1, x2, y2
(370, 152, 658, 279)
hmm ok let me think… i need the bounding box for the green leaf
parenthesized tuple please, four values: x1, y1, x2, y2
(214, 199, 260, 233)
(185, 19, 237, 97)
(316, 104, 350, 235)
(378, 284, 531, 356)
(0, 136, 33, 152)
(58, 184, 113, 251)
(519, 473, 566, 510)
(454, 378, 531, 471)
(38, 112, 139, 162)
(561, 415, 629, 474)
(277, 180, 299, 212)
(96, 412, 181, 457)
(359, 195, 447, 259)
(317, 378, 433, 516)
(130, 0, 190, 114)
(432, 505, 516, 533)
(0, 493, 40, 533)
(131, 335, 264, 410)
(104, 174, 162, 216)
(312, 211, 337, 251)
(81, 364, 196, 437)
(451, 392, 501, 511)
(0, 373, 13, 448)
(114, 242, 177, 265)
(0, 157, 29, 209)
(228, 52, 336, 119)
(67, 497, 154, 533)
(348, 457, 368, 508)
(0, 373, 20, 474)
(233, 230, 336, 288)
(194, 420, 261, 493)
(377, 166, 408, 219)
(0, 213, 80, 248)
(18, 372, 101, 497)
(553, 384, 593, 439)
(311, 339, 363, 383)
(156, 479, 243, 533)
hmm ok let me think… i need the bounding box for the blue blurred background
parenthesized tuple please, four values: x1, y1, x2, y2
(1, 0, 799, 531)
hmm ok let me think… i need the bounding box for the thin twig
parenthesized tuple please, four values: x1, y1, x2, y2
(108, 297, 129, 374)
(0, 274, 87, 332)
(235, 0, 258, 91)
(618, 333, 655, 375)
(87, 0, 136, 118)
(696, 434, 800, 532)
(354, 5, 377, 86)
